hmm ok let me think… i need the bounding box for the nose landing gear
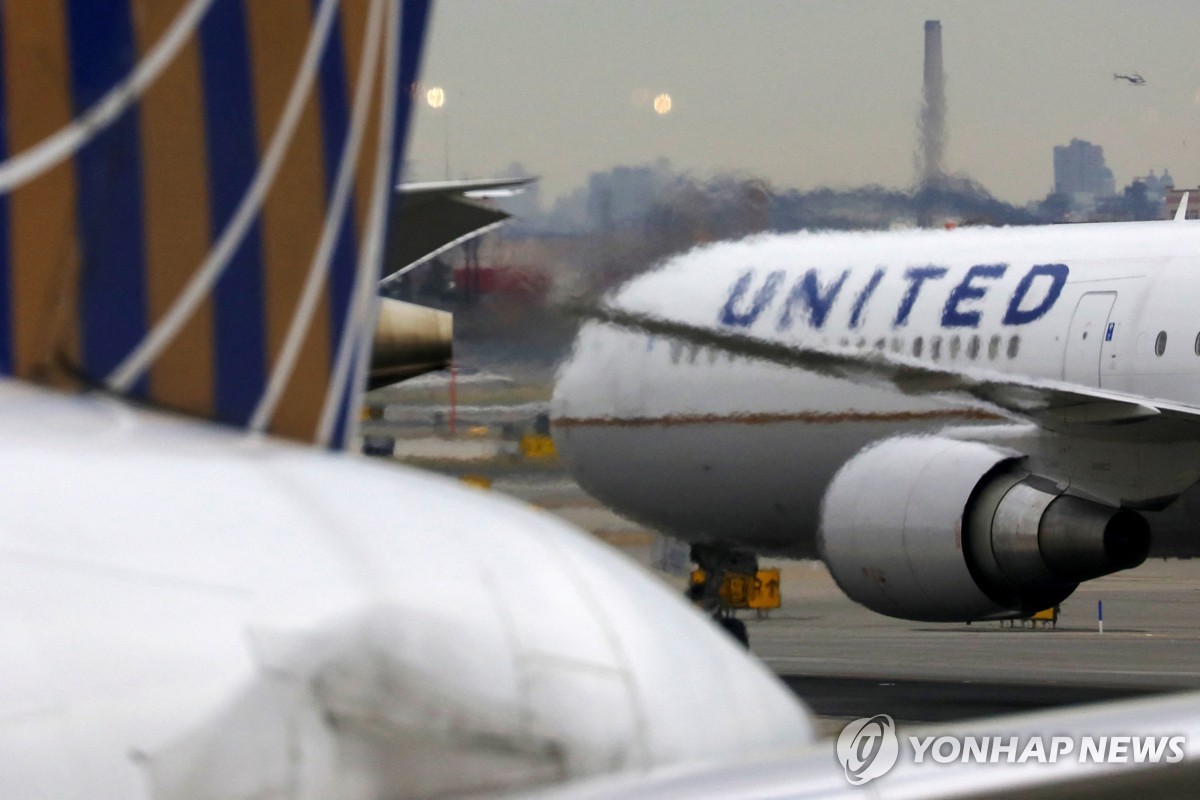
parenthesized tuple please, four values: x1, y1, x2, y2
(688, 544, 760, 648)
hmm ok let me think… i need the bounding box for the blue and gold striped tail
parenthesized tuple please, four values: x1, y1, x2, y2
(0, 0, 431, 448)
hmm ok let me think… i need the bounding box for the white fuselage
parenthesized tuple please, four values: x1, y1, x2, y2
(0, 380, 812, 799)
(552, 222, 1200, 557)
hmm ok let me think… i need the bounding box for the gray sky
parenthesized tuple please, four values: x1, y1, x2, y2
(407, 1, 1200, 206)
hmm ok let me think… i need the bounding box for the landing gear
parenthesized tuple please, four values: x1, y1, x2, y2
(689, 544, 758, 648)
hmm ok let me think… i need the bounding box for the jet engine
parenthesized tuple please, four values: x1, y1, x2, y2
(818, 436, 1150, 621)
(368, 298, 453, 389)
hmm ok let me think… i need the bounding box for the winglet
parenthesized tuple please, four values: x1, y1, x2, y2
(1175, 192, 1190, 222)
(382, 178, 536, 282)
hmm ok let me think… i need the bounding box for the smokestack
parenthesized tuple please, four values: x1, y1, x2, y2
(919, 20, 946, 187)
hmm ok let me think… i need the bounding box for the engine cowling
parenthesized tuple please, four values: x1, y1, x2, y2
(818, 436, 1150, 621)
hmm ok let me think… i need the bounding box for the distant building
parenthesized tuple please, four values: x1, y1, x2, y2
(1133, 169, 1174, 210)
(1139, 169, 1174, 197)
(1053, 139, 1115, 211)
(587, 166, 660, 230)
(1165, 187, 1200, 220)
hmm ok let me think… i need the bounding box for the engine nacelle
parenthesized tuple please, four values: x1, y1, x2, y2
(818, 436, 1150, 622)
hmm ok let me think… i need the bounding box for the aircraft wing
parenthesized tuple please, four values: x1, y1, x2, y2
(531, 689, 1200, 799)
(581, 302, 1200, 437)
(381, 177, 535, 282)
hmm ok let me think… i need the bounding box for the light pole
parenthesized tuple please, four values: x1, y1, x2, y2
(424, 85, 450, 179)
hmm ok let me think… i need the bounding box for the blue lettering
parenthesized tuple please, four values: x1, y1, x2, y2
(893, 266, 948, 327)
(718, 269, 784, 327)
(849, 268, 886, 328)
(1003, 263, 1069, 326)
(941, 264, 1007, 328)
(777, 269, 849, 331)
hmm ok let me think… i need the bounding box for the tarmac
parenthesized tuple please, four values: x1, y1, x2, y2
(390, 441, 1200, 730)
(743, 557, 1200, 728)
(479, 465, 1200, 728)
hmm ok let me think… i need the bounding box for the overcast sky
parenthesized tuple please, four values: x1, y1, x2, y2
(406, 1, 1200, 206)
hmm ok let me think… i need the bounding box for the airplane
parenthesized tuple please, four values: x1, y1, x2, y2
(0, 0, 818, 796)
(1114, 72, 1146, 85)
(11, 1, 1200, 796)
(552, 196, 1200, 628)
(367, 176, 538, 389)
(385, 176, 538, 284)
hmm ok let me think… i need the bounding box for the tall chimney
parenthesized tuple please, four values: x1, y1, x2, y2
(919, 20, 946, 187)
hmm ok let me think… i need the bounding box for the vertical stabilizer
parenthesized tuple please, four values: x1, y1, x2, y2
(0, 0, 432, 448)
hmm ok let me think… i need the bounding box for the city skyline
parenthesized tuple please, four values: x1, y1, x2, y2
(407, 1, 1200, 207)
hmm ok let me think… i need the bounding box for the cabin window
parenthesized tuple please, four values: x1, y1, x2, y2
(930, 337, 943, 361)
(1194, 332, 1200, 356)
(988, 335, 1001, 360)
(1007, 335, 1020, 359)
(913, 336, 924, 358)
(967, 335, 980, 360)
(949, 335, 961, 359)
(1155, 331, 1168, 357)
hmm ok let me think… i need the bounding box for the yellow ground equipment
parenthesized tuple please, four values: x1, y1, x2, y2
(459, 474, 492, 490)
(519, 434, 557, 459)
(999, 606, 1059, 629)
(1030, 606, 1059, 628)
(690, 568, 782, 615)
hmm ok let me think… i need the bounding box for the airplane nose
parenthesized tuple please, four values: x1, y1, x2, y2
(551, 322, 599, 424)
(552, 321, 647, 424)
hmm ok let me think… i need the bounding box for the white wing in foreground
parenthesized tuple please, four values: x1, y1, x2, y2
(531, 690, 1200, 799)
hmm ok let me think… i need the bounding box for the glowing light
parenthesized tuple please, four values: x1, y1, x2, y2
(426, 86, 446, 109)
(653, 93, 672, 115)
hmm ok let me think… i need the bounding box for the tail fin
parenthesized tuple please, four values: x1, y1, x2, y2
(0, 0, 431, 449)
